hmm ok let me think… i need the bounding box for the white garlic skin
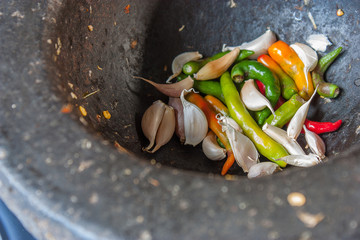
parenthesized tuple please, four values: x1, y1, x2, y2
(202, 131, 226, 161)
(262, 123, 305, 156)
(287, 85, 318, 140)
(277, 154, 321, 167)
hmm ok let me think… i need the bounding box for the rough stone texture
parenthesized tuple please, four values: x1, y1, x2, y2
(0, 0, 359, 240)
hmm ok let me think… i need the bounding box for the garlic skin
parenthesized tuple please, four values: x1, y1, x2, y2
(148, 105, 176, 153)
(168, 97, 185, 143)
(218, 115, 259, 172)
(306, 34, 332, 52)
(222, 30, 276, 59)
(241, 79, 276, 116)
(166, 51, 203, 83)
(180, 89, 208, 146)
(262, 123, 305, 156)
(141, 100, 166, 151)
(276, 154, 321, 167)
(303, 125, 326, 159)
(202, 131, 226, 161)
(248, 162, 281, 179)
(287, 85, 318, 140)
(194, 48, 240, 80)
(134, 75, 194, 98)
(290, 43, 318, 71)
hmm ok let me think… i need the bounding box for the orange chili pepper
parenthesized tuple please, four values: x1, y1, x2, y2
(268, 41, 314, 100)
(204, 95, 229, 115)
(186, 92, 235, 175)
(257, 54, 298, 100)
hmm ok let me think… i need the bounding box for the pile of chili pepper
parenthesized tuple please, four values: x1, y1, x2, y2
(139, 30, 344, 178)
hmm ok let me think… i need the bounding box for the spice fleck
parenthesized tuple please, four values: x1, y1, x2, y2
(103, 110, 111, 119)
(287, 192, 306, 207)
(337, 9, 344, 16)
(79, 106, 87, 116)
(124, 4, 130, 14)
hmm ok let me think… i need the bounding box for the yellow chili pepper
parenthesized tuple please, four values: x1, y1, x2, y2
(268, 40, 314, 100)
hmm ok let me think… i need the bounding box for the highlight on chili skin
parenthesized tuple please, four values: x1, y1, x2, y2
(137, 30, 343, 178)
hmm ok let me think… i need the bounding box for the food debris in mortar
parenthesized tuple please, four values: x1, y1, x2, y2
(135, 30, 343, 178)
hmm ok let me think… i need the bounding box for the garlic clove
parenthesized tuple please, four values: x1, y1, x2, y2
(134, 75, 194, 98)
(290, 43, 318, 71)
(194, 48, 240, 80)
(166, 51, 203, 83)
(202, 131, 226, 161)
(148, 105, 176, 153)
(180, 89, 208, 146)
(303, 125, 326, 159)
(287, 85, 318, 140)
(262, 123, 305, 155)
(247, 162, 281, 179)
(218, 115, 258, 172)
(306, 34, 332, 52)
(168, 97, 185, 143)
(241, 79, 276, 116)
(276, 154, 321, 167)
(141, 100, 166, 151)
(223, 30, 277, 59)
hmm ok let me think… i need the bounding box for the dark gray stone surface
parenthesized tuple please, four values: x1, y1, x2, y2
(0, 0, 359, 239)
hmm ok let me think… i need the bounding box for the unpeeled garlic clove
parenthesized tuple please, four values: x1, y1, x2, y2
(148, 105, 176, 153)
(202, 131, 226, 161)
(218, 115, 259, 172)
(223, 30, 277, 59)
(180, 89, 208, 146)
(306, 34, 332, 52)
(168, 97, 185, 143)
(287, 85, 318, 140)
(262, 123, 305, 156)
(241, 79, 276, 116)
(303, 125, 326, 159)
(141, 100, 166, 151)
(290, 43, 318, 72)
(134, 75, 194, 98)
(194, 48, 240, 80)
(247, 162, 281, 179)
(276, 154, 321, 167)
(166, 51, 203, 83)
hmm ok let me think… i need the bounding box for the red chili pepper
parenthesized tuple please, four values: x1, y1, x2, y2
(255, 80, 285, 110)
(304, 119, 342, 134)
(255, 79, 266, 95)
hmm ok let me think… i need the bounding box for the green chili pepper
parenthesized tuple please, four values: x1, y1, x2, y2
(264, 94, 305, 128)
(257, 54, 298, 100)
(183, 50, 255, 75)
(231, 60, 281, 126)
(220, 71, 288, 166)
(177, 72, 189, 82)
(193, 80, 226, 103)
(311, 47, 342, 98)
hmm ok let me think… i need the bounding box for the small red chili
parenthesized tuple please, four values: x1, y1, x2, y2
(304, 119, 342, 134)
